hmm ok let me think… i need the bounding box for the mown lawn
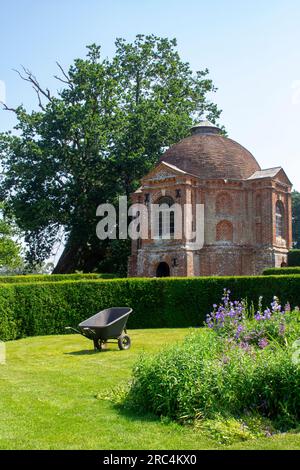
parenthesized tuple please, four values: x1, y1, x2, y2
(0, 329, 299, 450)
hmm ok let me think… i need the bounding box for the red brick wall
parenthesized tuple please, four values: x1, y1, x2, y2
(128, 173, 292, 277)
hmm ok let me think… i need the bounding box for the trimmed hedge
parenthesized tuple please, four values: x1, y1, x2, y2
(0, 273, 117, 283)
(1, 275, 300, 341)
(263, 267, 300, 276)
(288, 250, 300, 267)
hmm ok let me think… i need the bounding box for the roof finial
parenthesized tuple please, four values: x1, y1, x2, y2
(191, 120, 221, 135)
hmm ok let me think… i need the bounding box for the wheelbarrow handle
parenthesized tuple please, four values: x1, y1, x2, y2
(82, 327, 96, 336)
(65, 326, 81, 334)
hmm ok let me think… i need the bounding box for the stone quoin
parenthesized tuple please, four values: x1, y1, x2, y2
(128, 121, 292, 277)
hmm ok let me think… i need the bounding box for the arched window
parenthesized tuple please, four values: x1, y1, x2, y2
(216, 192, 233, 214)
(276, 200, 285, 238)
(156, 196, 175, 238)
(216, 220, 233, 242)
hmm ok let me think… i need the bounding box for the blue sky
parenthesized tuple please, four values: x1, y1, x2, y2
(1, 0, 300, 189)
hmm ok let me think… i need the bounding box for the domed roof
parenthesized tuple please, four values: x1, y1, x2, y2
(160, 121, 261, 180)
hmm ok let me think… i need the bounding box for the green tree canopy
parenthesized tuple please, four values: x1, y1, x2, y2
(292, 190, 300, 248)
(0, 203, 22, 271)
(0, 35, 222, 274)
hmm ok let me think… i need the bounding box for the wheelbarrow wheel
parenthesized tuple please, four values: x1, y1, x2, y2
(118, 334, 131, 350)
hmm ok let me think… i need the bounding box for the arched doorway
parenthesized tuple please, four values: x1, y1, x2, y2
(156, 262, 170, 277)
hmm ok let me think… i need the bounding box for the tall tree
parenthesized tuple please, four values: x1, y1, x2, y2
(0, 35, 222, 274)
(292, 190, 300, 248)
(0, 203, 22, 271)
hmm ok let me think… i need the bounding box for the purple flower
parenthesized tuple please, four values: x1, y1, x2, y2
(284, 302, 291, 313)
(258, 338, 269, 349)
(235, 324, 244, 339)
(279, 323, 285, 336)
(271, 296, 282, 313)
(205, 291, 291, 350)
(263, 308, 271, 320)
(239, 342, 252, 353)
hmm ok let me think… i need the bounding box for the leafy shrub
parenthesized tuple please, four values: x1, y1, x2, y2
(288, 250, 300, 266)
(263, 251, 300, 271)
(195, 415, 274, 444)
(0, 312, 19, 341)
(126, 330, 300, 427)
(0, 273, 117, 283)
(0, 287, 19, 341)
(1, 275, 300, 340)
(263, 267, 300, 275)
(125, 288, 300, 428)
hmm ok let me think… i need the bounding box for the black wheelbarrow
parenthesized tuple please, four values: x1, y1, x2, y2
(66, 307, 133, 351)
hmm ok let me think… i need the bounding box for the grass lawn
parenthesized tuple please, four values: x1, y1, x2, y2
(0, 328, 299, 450)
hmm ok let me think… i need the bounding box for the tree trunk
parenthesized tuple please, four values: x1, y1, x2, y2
(52, 240, 82, 273)
(52, 235, 107, 274)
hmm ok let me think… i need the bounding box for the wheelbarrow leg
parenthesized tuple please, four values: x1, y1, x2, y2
(93, 339, 101, 351)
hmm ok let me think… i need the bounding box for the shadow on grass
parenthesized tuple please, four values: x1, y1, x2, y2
(94, 386, 166, 425)
(65, 347, 117, 355)
(113, 399, 300, 440)
(113, 401, 167, 425)
(65, 349, 101, 356)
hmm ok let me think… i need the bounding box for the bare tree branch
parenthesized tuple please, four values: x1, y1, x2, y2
(53, 75, 70, 86)
(54, 61, 74, 90)
(32, 87, 46, 111)
(13, 66, 53, 104)
(56, 62, 70, 81)
(0, 101, 17, 113)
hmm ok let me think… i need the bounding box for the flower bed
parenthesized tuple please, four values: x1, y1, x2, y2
(205, 289, 300, 348)
(125, 290, 300, 430)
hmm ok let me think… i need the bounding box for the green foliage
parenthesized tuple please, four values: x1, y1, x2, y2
(0, 35, 222, 273)
(0, 272, 117, 283)
(126, 330, 300, 428)
(0, 286, 19, 340)
(0, 203, 22, 270)
(292, 191, 300, 248)
(97, 239, 131, 278)
(0, 274, 300, 341)
(195, 415, 273, 445)
(264, 267, 300, 275)
(288, 250, 300, 267)
(4, 331, 299, 450)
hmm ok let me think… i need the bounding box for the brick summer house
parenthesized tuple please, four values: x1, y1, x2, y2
(128, 121, 292, 277)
